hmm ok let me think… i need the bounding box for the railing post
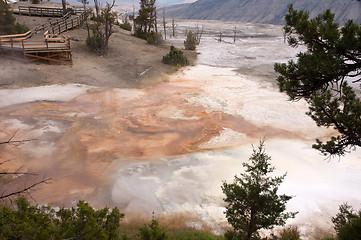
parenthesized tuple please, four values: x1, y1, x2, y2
(22, 40, 26, 59)
(10, 38, 14, 55)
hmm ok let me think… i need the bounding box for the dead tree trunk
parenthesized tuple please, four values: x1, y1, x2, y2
(61, 0, 67, 15)
(162, 8, 166, 40)
(155, 10, 158, 35)
(218, 32, 222, 42)
(233, 26, 237, 43)
(195, 24, 204, 45)
(171, 18, 177, 37)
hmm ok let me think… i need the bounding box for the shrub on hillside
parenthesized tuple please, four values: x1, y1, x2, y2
(184, 31, 196, 50)
(146, 31, 156, 44)
(162, 46, 189, 66)
(332, 203, 361, 240)
(119, 21, 132, 31)
(139, 220, 167, 240)
(271, 226, 301, 240)
(86, 33, 101, 52)
(0, 0, 29, 35)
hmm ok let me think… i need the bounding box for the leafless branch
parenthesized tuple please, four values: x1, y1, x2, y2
(0, 131, 37, 145)
(0, 81, 14, 88)
(0, 172, 38, 176)
(0, 177, 52, 200)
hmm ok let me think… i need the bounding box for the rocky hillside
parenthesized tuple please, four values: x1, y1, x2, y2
(165, 0, 361, 25)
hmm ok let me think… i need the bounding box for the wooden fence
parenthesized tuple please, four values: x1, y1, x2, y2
(49, 11, 87, 34)
(17, 6, 64, 17)
(0, 33, 70, 52)
(0, 34, 72, 64)
(0, 30, 32, 42)
(0, 8, 87, 64)
(15, 6, 85, 17)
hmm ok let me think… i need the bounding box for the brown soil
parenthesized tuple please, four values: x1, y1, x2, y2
(2, 2, 197, 89)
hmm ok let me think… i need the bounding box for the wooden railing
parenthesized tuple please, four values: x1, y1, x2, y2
(18, 6, 64, 17)
(49, 11, 87, 34)
(0, 30, 32, 42)
(0, 35, 70, 52)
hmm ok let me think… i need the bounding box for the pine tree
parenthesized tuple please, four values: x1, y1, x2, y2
(134, 0, 156, 39)
(184, 31, 196, 50)
(0, 0, 29, 35)
(274, 4, 361, 157)
(222, 141, 296, 240)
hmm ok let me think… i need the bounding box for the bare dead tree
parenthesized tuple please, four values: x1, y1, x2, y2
(86, 0, 116, 55)
(79, 0, 89, 11)
(0, 132, 51, 201)
(93, 0, 101, 20)
(0, 175, 51, 201)
(0, 131, 36, 146)
(132, 4, 136, 33)
(162, 8, 166, 40)
(171, 18, 178, 37)
(233, 26, 237, 43)
(61, 0, 67, 15)
(0, 82, 14, 88)
(218, 31, 223, 42)
(154, 9, 158, 35)
(195, 24, 204, 45)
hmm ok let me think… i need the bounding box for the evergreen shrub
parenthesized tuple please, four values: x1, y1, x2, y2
(119, 21, 132, 31)
(0, 0, 29, 35)
(184, 31, 196, 50)
(162, 46, 189, 66)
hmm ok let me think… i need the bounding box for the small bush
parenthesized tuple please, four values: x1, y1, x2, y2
(86, 34, 101, 52)
(146, 31, 156, 44)
(139, 220, 167, 240)
(170, 228, 223, 239)
(66, 7, 75, 14)
(31, 0, 40, 4)
(134, 28, 147, 40)
(184, 31, 196, 50)
(14, 23, 29, 34)
(278, 226, 301, 240)
(162, 46, 189, 66)
(155, 33, 164, 45)
(90, 13, 97, 21)
(119, 21, 132, 31)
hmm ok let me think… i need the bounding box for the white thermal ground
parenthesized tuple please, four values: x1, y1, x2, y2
(0, 84, 91, 108)
(111, 21, 361, 237)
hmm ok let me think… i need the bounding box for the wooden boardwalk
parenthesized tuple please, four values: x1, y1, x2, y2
(0, 9, 87, 64)
(13, 6, 85, 17)
(0, 33, 72, 64)
(49, 11, 87, 34)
